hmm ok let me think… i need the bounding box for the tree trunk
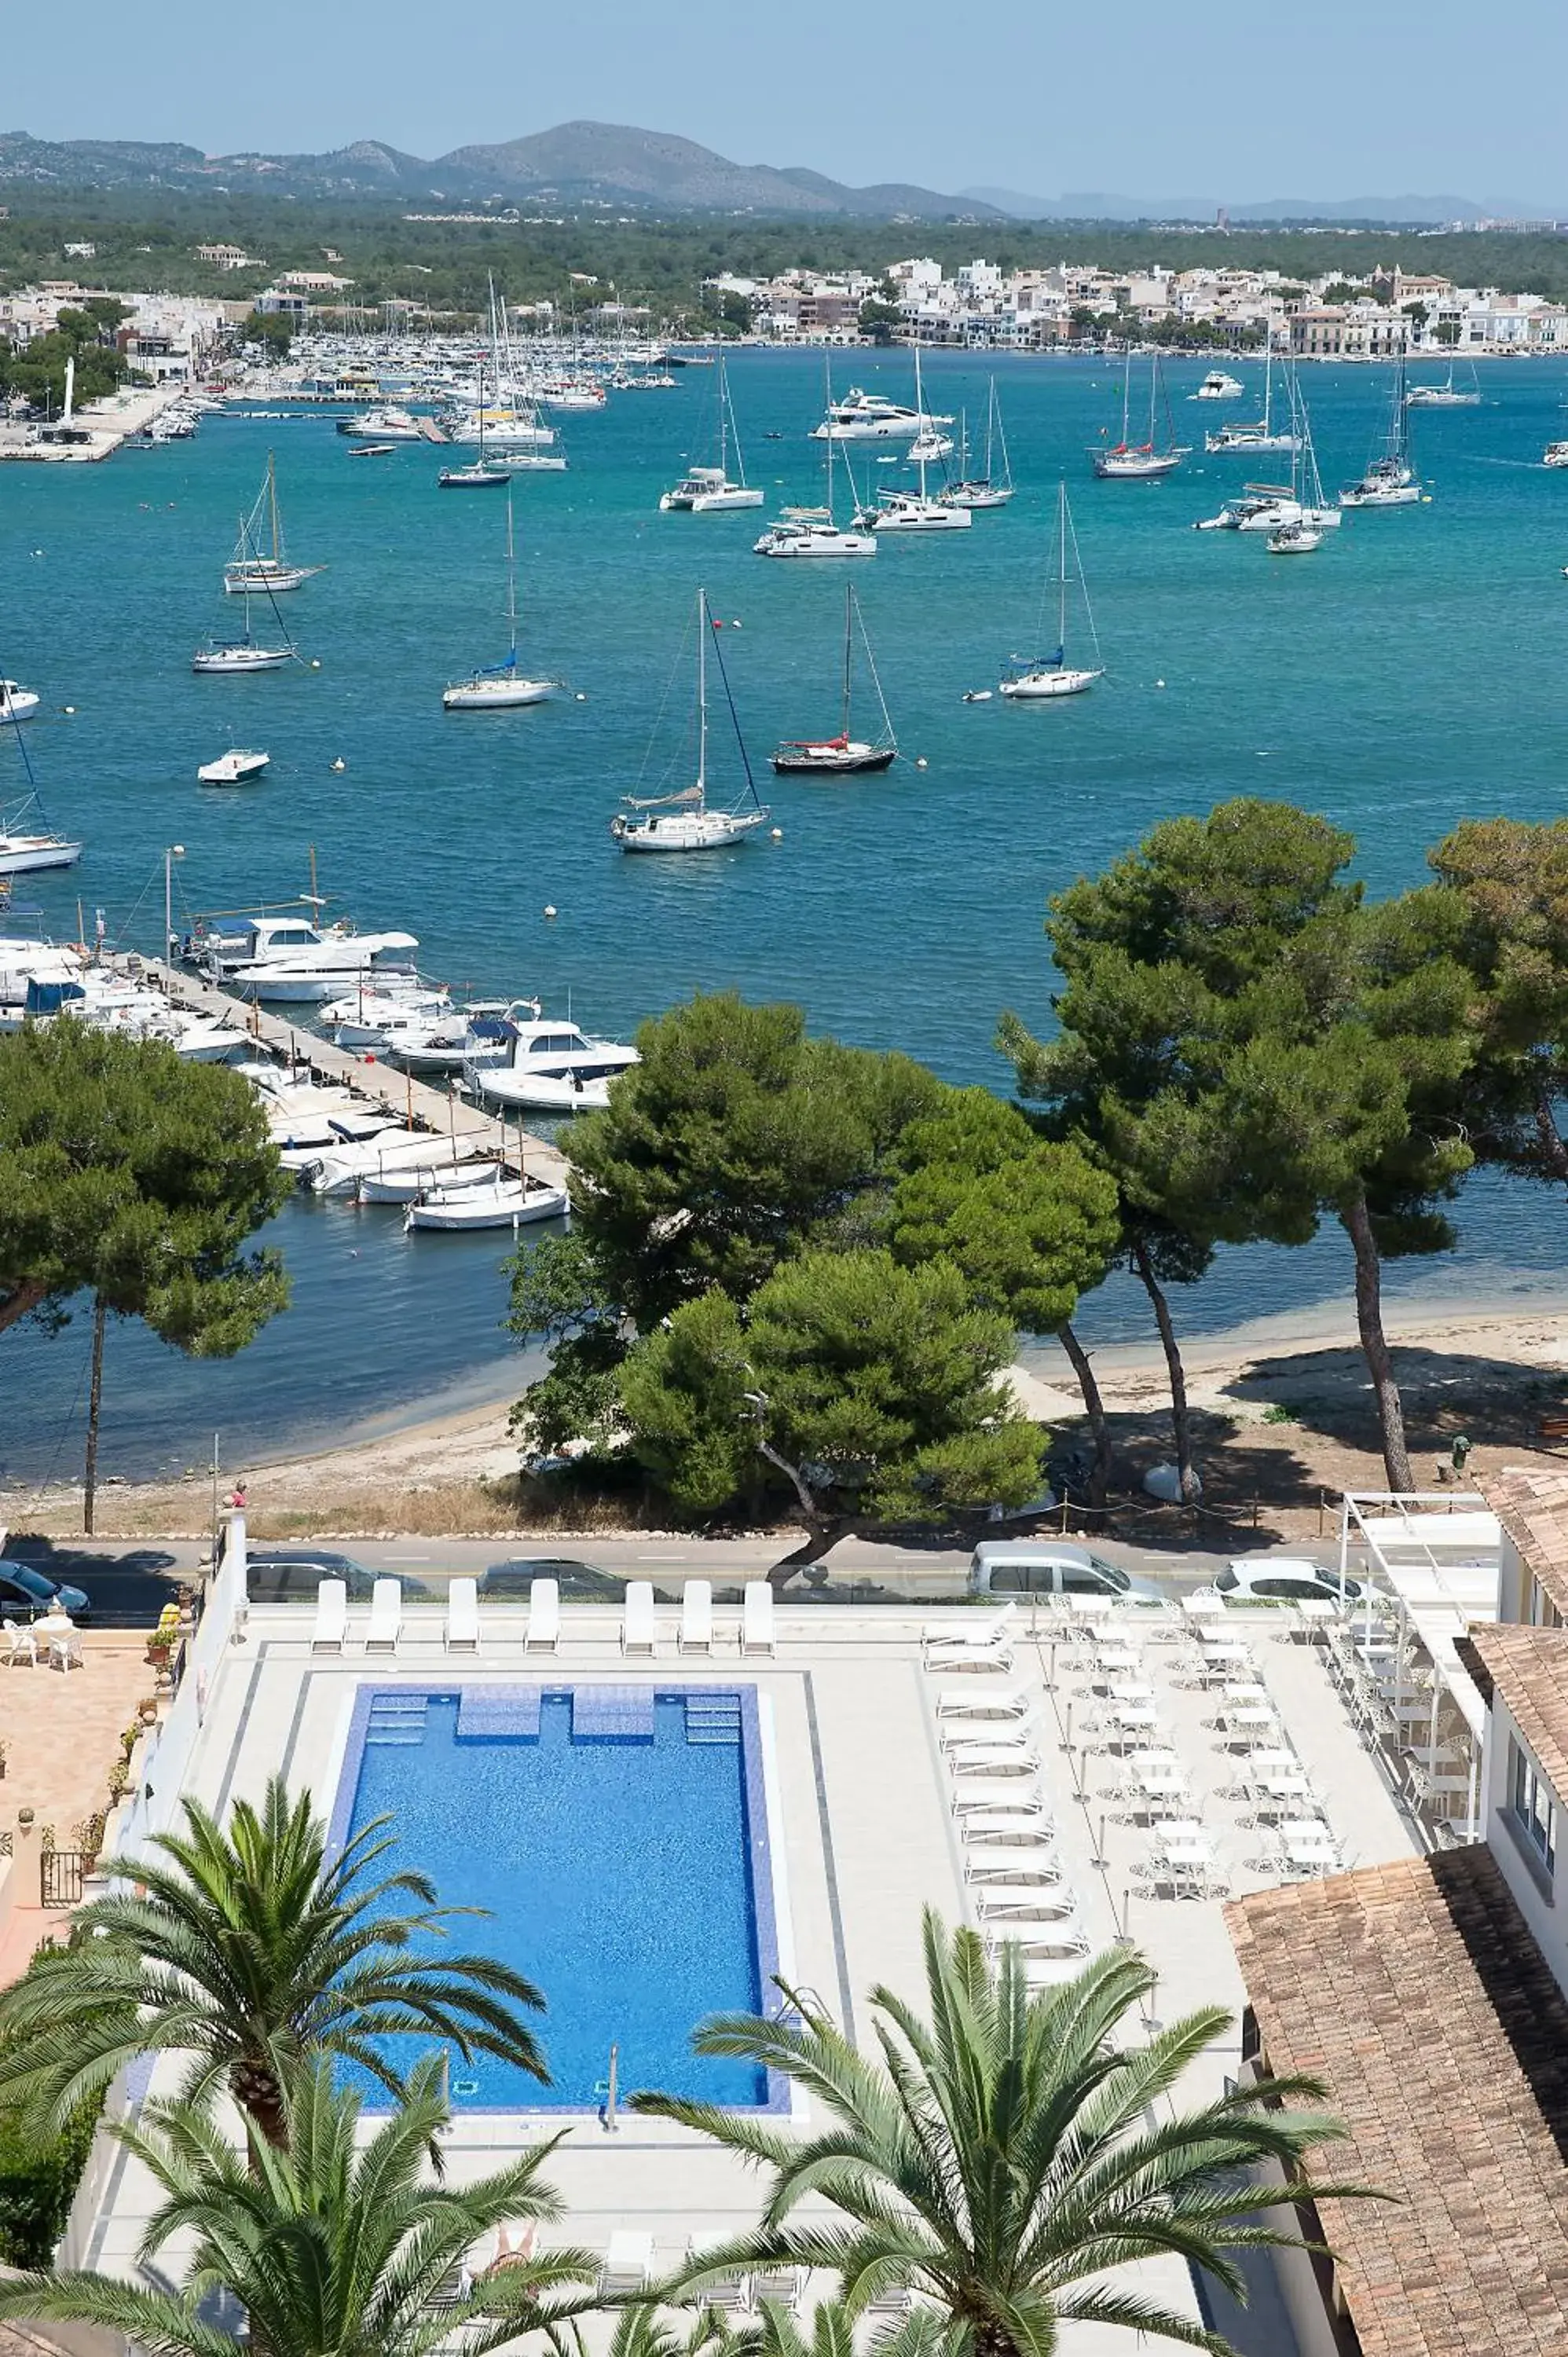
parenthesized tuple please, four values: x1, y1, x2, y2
(768, 1516, 859, 1590)
(1129, 1240, 1200, 1502)
(1339, 1189, 1413, 1491)
(1531, 1079, 1568, 1188)
(1056, 1319, 1114, 1510)
(82, 1294, 107, 1537)
(229, 2057, 289, 2151)
(0, 1278, 51, 1340)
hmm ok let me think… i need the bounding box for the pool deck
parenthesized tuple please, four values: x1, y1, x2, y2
(68, 1595, 1421, 2354)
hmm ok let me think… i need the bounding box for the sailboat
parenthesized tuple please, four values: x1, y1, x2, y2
(1000, 482, 1104, 698)
(1204, 342, 1301, 456)
(1090, 349, 1189, 478)
(1339, 350, 1423, 508)
(443, 491, 558, 709)
(1233, 378, 1341, 533)
(223, 454, 324, 593)
(659, 358, 764, 511)
(1405, 357, 1481, 408)
(754, 360, 877, 558)
(863, 345, 972, 530)
(193, 519, 299, 673)
(611, 591, 771, 849)
(941, 379, 1015, 509)
(771, 585, 897, 774)
(0, 707, 80, 874)
(438, 398, 507, 489)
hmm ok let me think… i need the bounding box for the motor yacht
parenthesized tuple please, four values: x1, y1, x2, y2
(337, 406, 424, 441)
(810, 386, 952, 441)
(1194, 370, 1245, 400)
(197, 749, 270, 786)
(0, 680, 41, 724)
(462, 1008, 640, 1111)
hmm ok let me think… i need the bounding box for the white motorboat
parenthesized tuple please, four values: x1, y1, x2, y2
(404, 1170, 570, 1232)
(1090, 350, 1189, 478)
(197, 749, 270, 786)
(463, 1007, 640, 1110)
(0, 680, 40, 725)
(1545, 442, 1568, 469)
(357, 1157, 495, 1204)
(381, 999, 519, 1072)
(0, 815, 82, 874)
(443, 490, 559, 709)
(771, 585, 897, 775)
(1000, 480, 1104, 699)
(1204, 346, 1299, 455)
(1194, 370, 1245, 401)
(611, 590, 771, 852)
(757, 360, 877, 558)
(302, 1128, 482, 1197)
(443, 406, 555, 450)
(1405, 361, 1481, 408)
(659, 358, 763, 510)
(941, 380, 1015, 508)
(1340, 356, 1423, 507)
(338, 406, 424, 440)
(810, 385, 951, 442)
(537, 379, 606, 412)
(321, 981, 451, 1048)
(223, 454, 324, 594)
(199, 911, 419, 1001)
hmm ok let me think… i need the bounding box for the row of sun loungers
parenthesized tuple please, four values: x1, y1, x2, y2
(306, 1574, 779, 1655)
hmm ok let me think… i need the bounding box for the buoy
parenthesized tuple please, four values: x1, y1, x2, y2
(575, 691, 588, 702)
(770, 827, 782, 841)
(63, 705, 75, 715)
(1155, 678, 1166, 688)
(731, 618, 742, 629)
(331, 758, 346, 772)
(310, 658, 322, 669)
(544, 904, 558, 919)
(915, 756, 928, 769)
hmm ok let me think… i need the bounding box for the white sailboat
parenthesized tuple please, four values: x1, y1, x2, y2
(443, 491, 559, 709)
(0, 716, 79, 872)
(863, 346, 971, 531)
(1405, 357, 1481, 408)
(223, 453, 324, 593)
(755, 361, 877, 558)
(611, 590, 771, 850)
(771, 585, 897, 774)
(1001, 481, 1104, 698)
(1233, 380, 1341, 533)
(659, 358, 764, 511)
(1090, 349, 1189, 478)
(1204, 343, 1301, 456)
(193, 526, 299, 673)
(1340, 351, 1423, 508)
(941, 379, 1015, 509)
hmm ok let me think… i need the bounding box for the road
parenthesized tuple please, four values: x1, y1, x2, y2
(1, 1528, 1352, 1622)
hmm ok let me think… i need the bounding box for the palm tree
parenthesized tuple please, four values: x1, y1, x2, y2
(0, 1776, 548, 2144)
(633, 1911, 1371, 2357)
(0, 2057, 595, 2357)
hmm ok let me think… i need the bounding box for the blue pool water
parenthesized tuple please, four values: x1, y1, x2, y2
(5, 350, 1568, 1478)
(332, 1685, 775, 2109)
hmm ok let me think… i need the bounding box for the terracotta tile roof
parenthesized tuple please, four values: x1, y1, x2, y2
(1226, 1849, 1568, 2357)
(1469, 1623, 1568, 1798)
(1480, 1467, 1568, 1621)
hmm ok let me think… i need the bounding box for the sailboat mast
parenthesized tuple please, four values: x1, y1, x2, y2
(1057, 479, 1068, 655)
(718, 358, 729, 478)
(1120, 346, 1131, 445)
(823, 355, 837, 520)
(505, 491, 517, 663)
(841, 583, 853, 739)
(696, 589, 708, 790)
(267, 452, 281, 562)
(914, 341, 927, 500)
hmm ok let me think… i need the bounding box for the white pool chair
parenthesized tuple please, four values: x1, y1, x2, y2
(951, 1781, 1047, 1818)
(742, 1581, 776, 1656)
(310, 1578, 347, 1655)
(681, 2234, 752, 2316)
(599, 2231, 655, 2297)
(962, 1808, 1059, 1843)
(2, 1619, 37, 1666)
(964, 1843, 1064, 1886)
(942, 1710, 1039, 1754)
(749, 2266, 805, 2314)
(933, 1684, 1031, 1721)
(974, 1885, 1080, 1925)
(678, 1579, 713, 1655)
(921, 1602, 1016, 1669)
(365, 1578, 402, 1655)
(1014, 1936, 1093, 1980)
(445, 1577, 479, 1653)
(949, 1742, 1040, 1779)
(524, 1577, 559, 1654)
(622, 1581, 657, 1657)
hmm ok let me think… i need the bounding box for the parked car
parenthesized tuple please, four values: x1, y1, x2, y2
(0, 1560, 92, 1622)
(967, 1542, 1166, 1604)
(479, 1556, 622, 1600)
(244, 1550, 433, 1604)
(1214, 1556, 1362, 1604)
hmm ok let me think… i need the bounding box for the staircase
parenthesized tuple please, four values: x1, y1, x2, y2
(365, 1693, 428, 1747)
(684, 1692, 742, 1747)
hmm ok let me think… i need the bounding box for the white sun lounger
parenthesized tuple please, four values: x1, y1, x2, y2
(934, 1684, 1032, 1721)
(678, 1579, 713, 1655)
(922, 1604, 1016, 1670)
(622, 1581, 657, 1656)
(951, 1781, 1046, 1817)
(445, 1576, 479, 1653)
(365, 1578, 402, 1654)
(742, 1582, 776, 1656)
(962, 1809, 1060, 1842)
(524, 1578, 559, 1654)
(964, 1843, 1065, 1885)
(949, 1743, 1041, 1779)
(599, 2230, 655, 2297)
(975, 1884, 1080, 1923)
(311, 1577, 347, 1654)
(942, 1711, 1039, 1754)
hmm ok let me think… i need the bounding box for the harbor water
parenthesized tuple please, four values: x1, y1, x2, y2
(3, 349, 1567, 1482)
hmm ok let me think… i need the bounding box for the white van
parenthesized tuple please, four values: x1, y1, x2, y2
(968, 1541, 1165, 1604)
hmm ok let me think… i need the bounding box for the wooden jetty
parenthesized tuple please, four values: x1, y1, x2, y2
(161, 967, 569, 1188)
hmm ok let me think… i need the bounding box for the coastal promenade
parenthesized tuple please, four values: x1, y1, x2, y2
(0, 379, 195, 464)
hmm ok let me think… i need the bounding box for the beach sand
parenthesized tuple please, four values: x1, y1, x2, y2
(13, 1292, 1568, 1545)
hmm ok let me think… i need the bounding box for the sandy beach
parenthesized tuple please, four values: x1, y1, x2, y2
(13, 1291, 1568, 1545)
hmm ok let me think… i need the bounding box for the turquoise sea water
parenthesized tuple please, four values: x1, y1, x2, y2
(3, 350, 1568, 1482)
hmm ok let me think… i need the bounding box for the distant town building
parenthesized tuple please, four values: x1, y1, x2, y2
(196, 244, 266, 271)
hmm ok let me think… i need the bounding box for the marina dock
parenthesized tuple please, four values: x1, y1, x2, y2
(160, 966, 570, 1188)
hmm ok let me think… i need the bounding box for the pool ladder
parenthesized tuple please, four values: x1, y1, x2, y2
(365, 1695, 429, 1747)
(684, 1693, 742, 1746)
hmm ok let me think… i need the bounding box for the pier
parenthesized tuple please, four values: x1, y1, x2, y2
(160, 966, 570, 1188)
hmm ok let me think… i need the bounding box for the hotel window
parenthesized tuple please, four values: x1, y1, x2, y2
(1511, 1736, 1558, 1872)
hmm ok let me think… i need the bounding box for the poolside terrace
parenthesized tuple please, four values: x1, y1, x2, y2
(64, 1551, 1426, 2355)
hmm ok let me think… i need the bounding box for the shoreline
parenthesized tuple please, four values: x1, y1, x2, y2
(12, 1289, 1568, 1544)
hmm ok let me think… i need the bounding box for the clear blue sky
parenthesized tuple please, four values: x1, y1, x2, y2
(9, 0, 1566, 206)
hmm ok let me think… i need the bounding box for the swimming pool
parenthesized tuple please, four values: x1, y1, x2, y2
(328, 1684, 780, 2110)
